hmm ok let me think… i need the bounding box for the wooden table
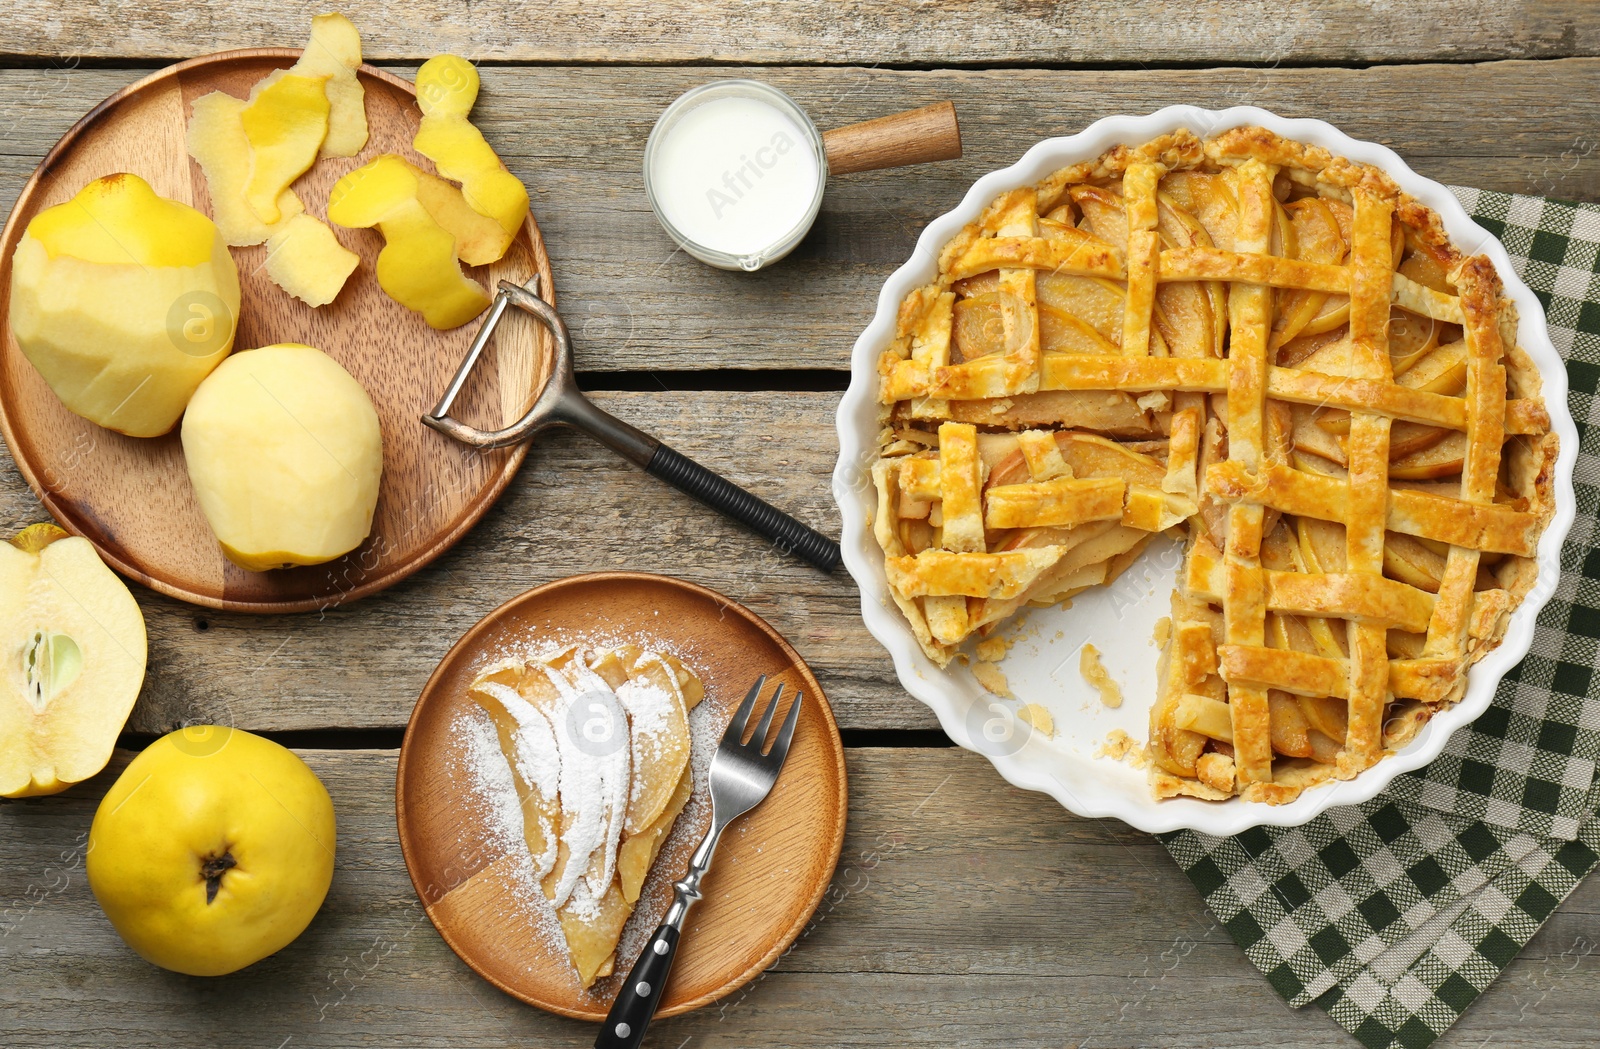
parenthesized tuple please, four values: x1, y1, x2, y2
(4, 4, 1599, 1046)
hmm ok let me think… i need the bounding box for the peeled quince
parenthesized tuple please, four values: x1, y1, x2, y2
(328, 155, 491, 328)
(8, 173, 240, 436)
(87, 726, 336, 976)
(182, 344, 383, 570)
(0, 523, 147, 798)
(414, 55, 528, 252)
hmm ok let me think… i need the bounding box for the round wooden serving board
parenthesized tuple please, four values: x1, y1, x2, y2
(0, 49, 554, 612)
(396, 573, 849, 1020)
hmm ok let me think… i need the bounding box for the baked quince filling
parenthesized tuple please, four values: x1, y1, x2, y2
(469, 645, 702, 987)
(873, 127, 1557, 804)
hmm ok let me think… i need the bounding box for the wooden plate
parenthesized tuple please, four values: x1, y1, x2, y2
(396, 572, 849, 1020)
(0, 49, 553, 612)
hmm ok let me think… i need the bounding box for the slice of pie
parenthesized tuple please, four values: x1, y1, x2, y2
(469, 645, 702, 985)
(872, 126, 1558, 804)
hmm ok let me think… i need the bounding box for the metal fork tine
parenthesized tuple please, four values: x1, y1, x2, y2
(748, 683, 783, 748)
(722, 675, 766, 747)
(765, 690, 804, 763)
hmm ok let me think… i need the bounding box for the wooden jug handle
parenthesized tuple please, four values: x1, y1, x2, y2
(821, 101, 961, 176)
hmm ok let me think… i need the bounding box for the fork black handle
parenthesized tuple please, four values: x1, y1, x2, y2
(594, 925, 680, 1049)
(646, 443, 841, 572)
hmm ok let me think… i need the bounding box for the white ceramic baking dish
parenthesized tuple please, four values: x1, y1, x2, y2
(832, 105, 1579, 836)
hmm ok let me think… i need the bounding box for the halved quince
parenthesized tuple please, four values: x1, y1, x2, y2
(413, 55, 528, 253)
(181, 344, 383, 570)
(8, 173, 240, 437)
(328, 155, 491, 328)
(0, 523, 147, 798)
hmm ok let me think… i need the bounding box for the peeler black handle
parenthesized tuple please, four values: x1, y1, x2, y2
(425, 279, 843, 573)
(647, 443, 841, 572)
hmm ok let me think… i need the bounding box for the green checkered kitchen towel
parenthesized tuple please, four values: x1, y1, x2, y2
(1160, 188, 1600, 1049)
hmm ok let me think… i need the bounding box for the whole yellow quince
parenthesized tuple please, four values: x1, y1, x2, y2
(182, 344, 383, 570)
(87, 726, 336, 977)
(8, 173, 240, 437)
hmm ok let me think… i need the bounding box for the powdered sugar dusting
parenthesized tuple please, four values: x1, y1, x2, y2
(471, 631, 703, 692)
(619, 679, 674, 757)
(476, 680, 561, 798)
(449, 640, 722, 992)
(459, 706, 525, 852)
(450, 707, 566, 964)
(471, 680, 560, 878)
(539, 664, 609, 910)
(570, 660, 632, 898)
(616, 655, 687, 830)
(541, 659, 631, 909)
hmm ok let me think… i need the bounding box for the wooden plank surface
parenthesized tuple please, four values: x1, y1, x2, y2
(0, 390, 930, 733)
(5, 9, 1600, 1045)
(3, 61, 1599, 374)
(6, 745, 1593, 1049)
(2, 749, 1595, 1049)
(6, 1, 1598, 65)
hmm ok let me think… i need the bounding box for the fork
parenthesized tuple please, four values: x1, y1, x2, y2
(595, 675, 802, 1049)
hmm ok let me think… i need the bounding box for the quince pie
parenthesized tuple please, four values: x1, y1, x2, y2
(872, 126, 1558, 804)
(469, 645, 703, 985)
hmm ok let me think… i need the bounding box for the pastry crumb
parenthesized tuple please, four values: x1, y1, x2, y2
(975, 636, 1010, 663)
(1017, 703, 1054, 739)
(1097, 728, 1148, 767)
(1079, 643, 1123, 708)
(971, 659, 1013, 699)
(1152, 616, 1172, 647)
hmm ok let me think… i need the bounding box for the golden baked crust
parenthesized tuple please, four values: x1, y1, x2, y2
(872, 126, 1558, 804)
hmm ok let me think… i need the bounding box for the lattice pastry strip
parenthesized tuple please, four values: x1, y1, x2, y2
(870, 126, 1559, 804)
(1423, 257, 1510, 661)
(1339, 186, 1399, 771)
(1215, 158, 1277, 786)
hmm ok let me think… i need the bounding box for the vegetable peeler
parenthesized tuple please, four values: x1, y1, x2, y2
(424, 277, 841, 571)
